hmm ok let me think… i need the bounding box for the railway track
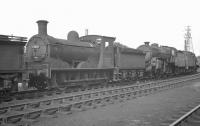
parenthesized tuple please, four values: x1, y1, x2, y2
(0, 74, 193, 104)
(0, 73, 200, 126)
(0, 82, 122, 105)
(0, 74, 190, 104)
(168, 103, 200, 126)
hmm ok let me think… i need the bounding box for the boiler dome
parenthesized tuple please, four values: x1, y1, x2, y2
(67, 31, 79, 41)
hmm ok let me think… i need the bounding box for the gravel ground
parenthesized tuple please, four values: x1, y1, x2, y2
(32, 79, 200, 126)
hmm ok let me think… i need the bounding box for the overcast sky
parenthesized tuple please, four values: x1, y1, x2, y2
(0, 0, 200, 55)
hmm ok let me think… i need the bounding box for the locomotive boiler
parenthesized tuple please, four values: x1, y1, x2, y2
(26, 20, 100, 69)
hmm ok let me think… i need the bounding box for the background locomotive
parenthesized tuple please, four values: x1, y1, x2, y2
(137, 42, 197, 78)
(25, 20, 198, 90)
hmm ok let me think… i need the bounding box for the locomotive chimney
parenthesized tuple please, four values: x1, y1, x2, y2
(144, 42, 150, 46)
(37, 20, 48, 35)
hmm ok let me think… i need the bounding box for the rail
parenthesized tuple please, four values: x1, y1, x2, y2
(169, 104, 200, 126)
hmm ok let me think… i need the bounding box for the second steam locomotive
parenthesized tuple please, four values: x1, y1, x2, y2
(25, 20, 198, 89)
